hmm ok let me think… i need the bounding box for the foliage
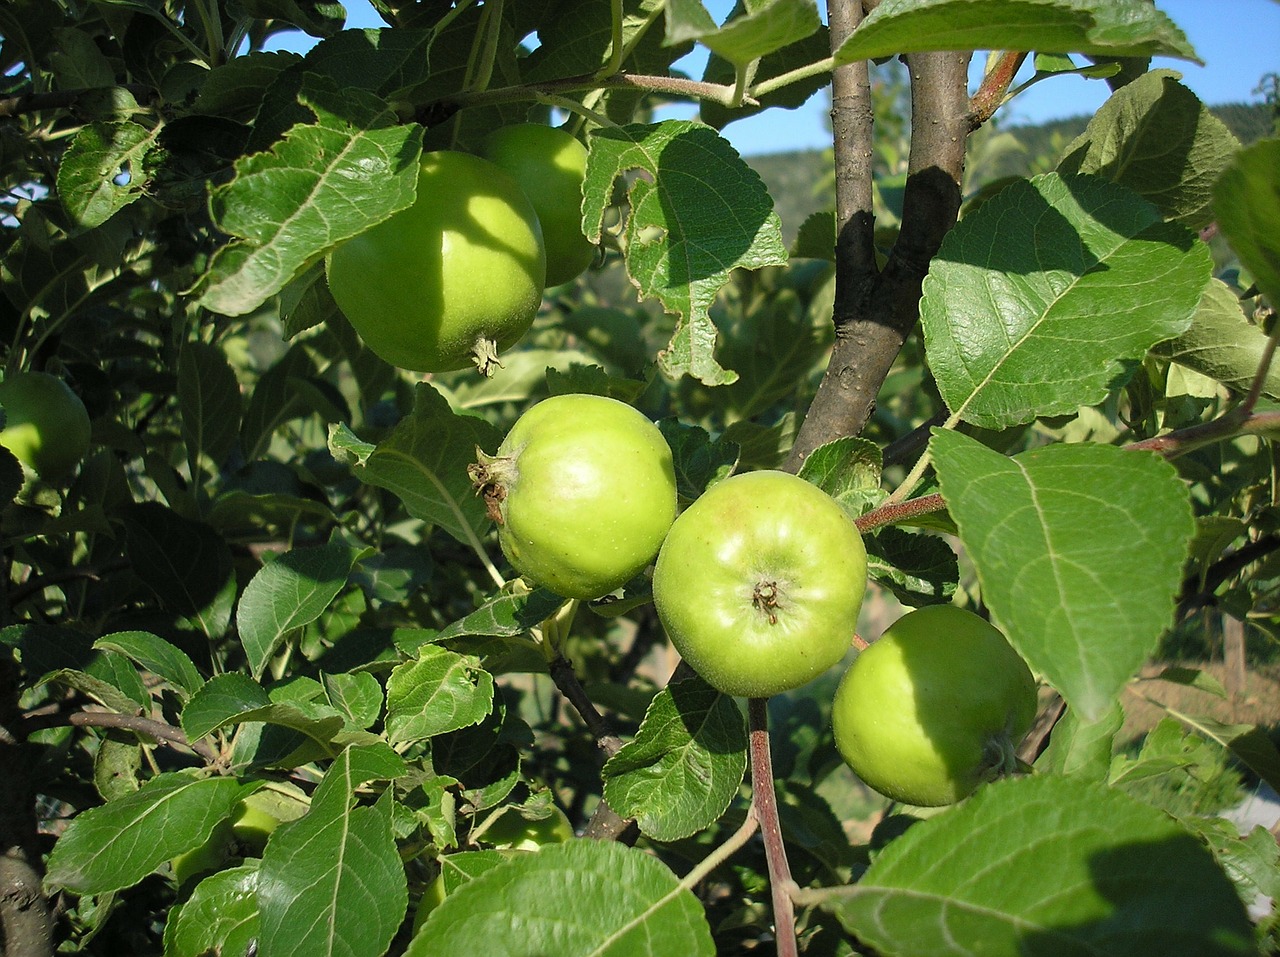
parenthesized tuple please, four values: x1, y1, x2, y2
(2, 1, 1280, 956)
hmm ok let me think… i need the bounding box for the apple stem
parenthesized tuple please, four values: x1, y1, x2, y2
(748, 697, 800, 957)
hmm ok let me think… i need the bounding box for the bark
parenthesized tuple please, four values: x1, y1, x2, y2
(0, 657, 54, 957)
(786, 48, 971, 469)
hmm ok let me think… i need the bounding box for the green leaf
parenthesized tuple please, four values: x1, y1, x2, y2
(178, 340, 242, 474)
(323, 672, 384, 730)
(385, 647, 495, 748)
(44, 772, 247, 895)
(932, 430, 1194, 721)
(180, 672, 271, 741)
(658, 419, 740, 502)
(408, 839, 715, 956)
(668, 0, 820, 67)
(238, 540, 359, 679)
(863, 527, 959, 607)
(197, 83, 422, 316)
(797, 436, 884, 516)
(602, 676, 748, 841)
(328, 382, 501, 546)
(583, 121, 788, 385)
(57, 121, 156, 228)
(93, 631, 204, 701)
(119, 502, 233, 619)
(44, 658, 149, 716)
(1161, 709, 1280, 794)
(1154, 278, 1280, 399)
(821, 775, 1253, 957)
(1213, 137, 1280, 306)
(790, 209, 836, 261)
(1037, 702, 1123, 782)
(1057, 71, 1240, 228)
(163, 863, 261, 957)
(922, 173, 1211, 429)
(435, 587, 566, 643)
(257, 745, 407, 957)
(702, 23, 831, 129)
(834, 0, 1200, 65)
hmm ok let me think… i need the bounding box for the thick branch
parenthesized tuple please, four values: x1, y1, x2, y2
(787, 50, 971, 469)
(1, 657, 55, 957)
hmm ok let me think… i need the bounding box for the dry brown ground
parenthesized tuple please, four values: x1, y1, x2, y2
(1120, 660, 1280, 744)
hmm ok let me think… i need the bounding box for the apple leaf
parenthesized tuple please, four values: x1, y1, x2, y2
(44, 772, 248, 895)
(667, 0, 821, 67)
(237, 540, 360, 679)
(863, 527, 959, 608)
(385, 646, 495, 748)
(583, 121, 788, 385)
(197, 80, 422, 317)
(407, 839, 715, 956)
(164, 863, 261, 957)
(56, 120, 157, 228)
(329, 382, 501, 547)
(93, 630, 204, 701)
(178, 340, 243, 475)
(1213, 138, 1280, 307)
(602, 675, 747, 841)
(798, 436, 884, 516)
(257, 744, 407, 957)
(821, 775, 1254, 957)
(1036, 702, 1123, 782)
(1155, 278, 1280, 399)
(1057, 71, 1239, 228)
(922, 173, 1211, 429)
(659, 419, 741, 502)
(834, 0, 1199, 64)
(932, 430, 1194, 720)
(181, 672, 271, 740)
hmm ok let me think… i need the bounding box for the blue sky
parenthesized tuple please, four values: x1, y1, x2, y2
(270, 1, 1279, 157)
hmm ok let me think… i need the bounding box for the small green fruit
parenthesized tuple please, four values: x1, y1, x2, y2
(0, 371, 91, 478)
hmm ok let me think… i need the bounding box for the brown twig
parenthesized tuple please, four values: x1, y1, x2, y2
(8, 559, 129, 606)
(748, 698, 798, 957)
(0, 85, 155, 119)
(855, 492, 946, 533)
(1177, 533, 1280, 619)
(547, 655, 638, 843)
(22, 709, 218, 763)
(967, 51, 1028, 129)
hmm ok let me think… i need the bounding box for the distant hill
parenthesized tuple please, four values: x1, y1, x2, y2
(746, 101, 1274, 246)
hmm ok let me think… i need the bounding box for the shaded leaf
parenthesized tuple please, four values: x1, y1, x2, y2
(329, 382, 501, 546)
(822, 775, 1253, 957)
(1057, 70, 1239, 228)
(1213, 138, 1280, 306)
(163, 863, 261, 957)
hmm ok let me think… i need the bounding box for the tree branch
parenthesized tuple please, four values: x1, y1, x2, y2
(967, 51, 1027, 129)
(0, 85, 154, 119)
(1, 656, 55, 957)
(749, 698, 798, 957)
(23, 708, 219, 763)
(787, 49, 971, 469)
(547, 655, 637, 843)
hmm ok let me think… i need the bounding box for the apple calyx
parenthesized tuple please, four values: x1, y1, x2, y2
(471, 337, 504, 377)
(469, 448, 518, 525)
